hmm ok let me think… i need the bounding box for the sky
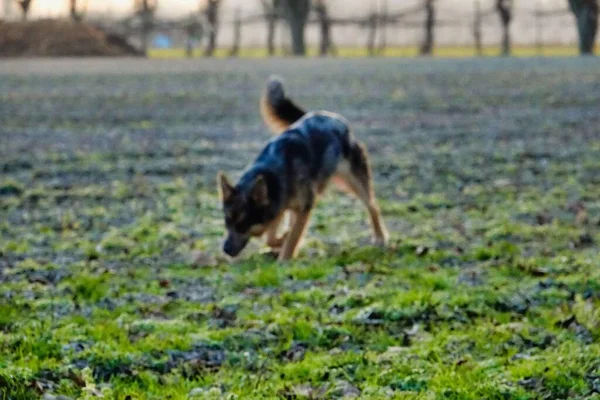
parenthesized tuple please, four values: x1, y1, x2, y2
(6, 0, 269, 18)
(6, 0, 566, 19)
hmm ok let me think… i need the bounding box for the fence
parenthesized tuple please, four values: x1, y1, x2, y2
(5, 0, 595, 56)
(164, 0, 592, 56)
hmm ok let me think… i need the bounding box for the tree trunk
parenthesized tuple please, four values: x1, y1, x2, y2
(204, 0, 220, 57)
(186, 37, 193, 58)
(267, 13, 277, 56)
(140, 9, 151, 55)
(315, 2, 329, 56)
(568, 0, 599, 55)
(229, 9, 241, 57)
(289, 19, 306, 56)
(70, 0, 82, 22)
(262, 0, 280, 56)
(140, 23, 150, 55)
(18, 0, 32, 21)
(496, 0, 513, 56)
(280, 0, 310, 56)
(473, 0, 483, 56)
(134, 0, 157, 57)
(184, 16, 203, 58)
(366, 13, 377, 57)
(315, 2, 333, 56)
(378, 0, 388, 55)
(420, 0, 435, 56)
(261, 0, 281, 57)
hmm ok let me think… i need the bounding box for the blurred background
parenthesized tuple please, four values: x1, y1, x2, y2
(0, 0, 598, 58)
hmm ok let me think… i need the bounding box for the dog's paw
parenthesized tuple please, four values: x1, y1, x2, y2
(266, 232, 288, 249)
(373, 233, 389, 248)
(262, 250, 280, 261)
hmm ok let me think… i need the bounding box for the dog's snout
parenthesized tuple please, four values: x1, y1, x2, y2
(223, 234, 248, 258)
(223, 239, 236, 257)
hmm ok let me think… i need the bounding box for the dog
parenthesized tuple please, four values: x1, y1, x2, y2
(217, 76, 388, 261)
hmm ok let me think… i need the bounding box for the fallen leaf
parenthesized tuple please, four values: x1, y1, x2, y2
(159, 279, 170, 288)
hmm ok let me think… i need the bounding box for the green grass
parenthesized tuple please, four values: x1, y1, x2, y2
(1, 58, 599, 399)
(149, 45, 582, 59)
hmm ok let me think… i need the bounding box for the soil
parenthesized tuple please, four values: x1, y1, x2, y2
(0, 19, 142, 57)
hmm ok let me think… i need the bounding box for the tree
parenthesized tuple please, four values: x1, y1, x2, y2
(134, 0, 158, 56)
(69, 0, 84, 22)
(496, 0, 513, 56)
(16, 0, 33, 21)
(378, 0, 388, 55)
(261, 0, 281, 56)
(184, 14, 203, 58)
(473, 0, 483, 56)
(229, 8, 242, 57)
(366, 12, 377, 56)
(204, 0, 220, 57)
(314, 0, 334, 56)
(568, 0, 599, 55)
(420, 0, 435, 55)
(280, 0, 311, 56)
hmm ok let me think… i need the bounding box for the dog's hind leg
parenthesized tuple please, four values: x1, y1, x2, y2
(278, 211, 311, 261)
(335, 141, 389, 246)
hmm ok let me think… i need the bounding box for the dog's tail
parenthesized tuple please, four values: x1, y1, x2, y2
(260, 76, 307, 135)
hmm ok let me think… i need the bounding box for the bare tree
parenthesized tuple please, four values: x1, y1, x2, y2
(366, 12, 377, 57)
(473, 0, 483, 56)
(134, 0, 158, 56)
(16, 0, 33, 21)
(185, 14, 203, 58)
(378, 0, 388, 55)
(280, 0, 311, 56)
(204, 0, 220, 57)
(70, 0, 84, 22)
(496, 0, 513, 56)
(420, 0, 435, 55)
(261, 0, 281, 56)
(314, 0, 334, 56)
(229, 8, 242, 57)
(568, 0, 599, 55)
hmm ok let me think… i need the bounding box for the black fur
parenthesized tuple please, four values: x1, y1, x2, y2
(249, 112, 354, 206)
(263, 77, 307, 129)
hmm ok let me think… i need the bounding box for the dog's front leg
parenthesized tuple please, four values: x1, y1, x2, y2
(278, 211, 311, 261)
(266, 211, 288, 249)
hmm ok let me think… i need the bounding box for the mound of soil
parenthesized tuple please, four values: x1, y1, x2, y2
(0, 19, 143, 57)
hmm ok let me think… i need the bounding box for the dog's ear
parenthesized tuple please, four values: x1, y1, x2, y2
(218, 171, 234, 202)
(251, 175, 269, 206)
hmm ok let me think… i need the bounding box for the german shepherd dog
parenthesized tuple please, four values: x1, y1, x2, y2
(218, 77, 388, 261)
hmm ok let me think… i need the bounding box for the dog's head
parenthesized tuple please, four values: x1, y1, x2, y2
(218, 171, 273, 257)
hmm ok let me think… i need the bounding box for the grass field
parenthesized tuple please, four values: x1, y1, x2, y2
(148, 45, 584, 59)
(1, 58, 600, 399)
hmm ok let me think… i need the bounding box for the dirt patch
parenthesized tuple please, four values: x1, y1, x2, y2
(0, 19, 142, 57)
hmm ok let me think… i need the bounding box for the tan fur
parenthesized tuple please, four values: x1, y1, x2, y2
(333, 169, 389, 246)
(218, 171, 233, 202)
(278, 211, 311, 260)
(265, 211, 288, 249)
(260, 92, 290, 135)
(333, 148, 389, 246)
